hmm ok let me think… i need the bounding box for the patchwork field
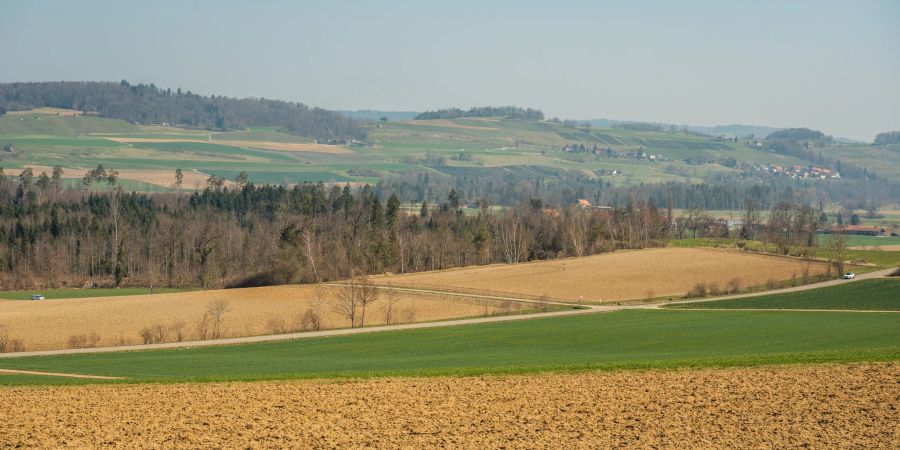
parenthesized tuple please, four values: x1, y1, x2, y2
(0, 364, 895, 448)
(377, 247, 828, 302)
(1, 111, 843, 189)
(0, 285, 527, 351)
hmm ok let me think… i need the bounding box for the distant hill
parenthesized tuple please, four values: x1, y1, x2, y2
(689, 124, 782, 138)
(415, 106, 544, 121)
(0, 81, 365, 140)
(586, 118, 782, 138)
(337, 110, 420, 122)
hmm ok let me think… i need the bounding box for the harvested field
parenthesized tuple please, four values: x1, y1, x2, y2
(850, 245, 900, 251)
(377, 247, 828, 302)
(0, 285, 524, 351)
(0, 363, 895, 448)
(6, 107, 82, 116)
(106, 137, 351, 154)
(22, 165, 211, 188)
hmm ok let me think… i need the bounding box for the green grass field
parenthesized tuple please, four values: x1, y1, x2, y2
(1, 309, 897, 386)
(816, 234, 900, 248)
(0, 287, 192, 301)
(667, 279, 900, 311)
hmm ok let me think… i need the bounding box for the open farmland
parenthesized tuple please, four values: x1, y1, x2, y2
(0, 285, 527, 351)
(376, 247, 828, 302)
(0, 363, 895, 448)
(2, 309, 896, 384)
(0, 110, 833, 189)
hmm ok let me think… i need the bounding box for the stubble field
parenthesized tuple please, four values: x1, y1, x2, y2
(377, 247, 828, 302)
(0, 363, 895, 448)
(0, 285, 525, 351)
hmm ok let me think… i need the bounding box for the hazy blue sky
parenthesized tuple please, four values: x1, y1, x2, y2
(2, 1, 898, 140)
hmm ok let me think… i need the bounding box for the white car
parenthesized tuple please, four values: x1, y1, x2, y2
(842, 272, 856, 279)
(31, 294, 45, 300)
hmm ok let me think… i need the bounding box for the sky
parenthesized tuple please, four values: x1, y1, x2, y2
(1, 1, 898, 140)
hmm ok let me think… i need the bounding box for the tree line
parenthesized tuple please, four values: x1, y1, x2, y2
(414, 106, 544, 121)
(0, 81, 365, 140)
(0, 181, 671, 291)
(873, 131, 900, 146)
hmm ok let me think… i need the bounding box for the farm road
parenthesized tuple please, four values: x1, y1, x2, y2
(0, 267, 895, 360)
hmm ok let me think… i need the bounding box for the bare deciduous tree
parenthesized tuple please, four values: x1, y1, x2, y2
(334, 271, 379, 328)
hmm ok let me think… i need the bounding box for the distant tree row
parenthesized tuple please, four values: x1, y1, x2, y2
(0, 81, 365, 140)
(873, 130, 900, 146)
(414, 106, 544, 121)
(611, 122, 664, 132)
(767, 127, 832, 143)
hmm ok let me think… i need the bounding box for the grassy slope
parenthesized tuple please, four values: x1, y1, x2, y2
(0, 309, 897, 386)
(2, 113, 838, 188)
(0, 287, 192, 301)
(668, 279, 900, 311)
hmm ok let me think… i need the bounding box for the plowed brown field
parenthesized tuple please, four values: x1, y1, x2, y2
(377, 247, 828, 301)
(0, 364, 895, 448)
(0, 285, 524, 351)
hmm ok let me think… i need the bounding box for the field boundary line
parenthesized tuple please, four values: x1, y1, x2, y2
(0, 369, 124, 380)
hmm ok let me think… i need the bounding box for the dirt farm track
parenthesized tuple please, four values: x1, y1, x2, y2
(0, 363, 896, 448)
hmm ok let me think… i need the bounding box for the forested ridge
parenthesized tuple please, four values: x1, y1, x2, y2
(0, 81, 365, 140)
(414, 106, 544, 121)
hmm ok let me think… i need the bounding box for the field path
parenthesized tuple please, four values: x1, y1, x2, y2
(0, 267, 894, 360)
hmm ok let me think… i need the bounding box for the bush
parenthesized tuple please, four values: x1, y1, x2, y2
(139, 324, 168, 344)
(727, 277, 742, 294)
(67, 333, 101, 349)
(686, 282, 707, 298)
(298, 308, 322, 331)
(708, 282, 722, 297)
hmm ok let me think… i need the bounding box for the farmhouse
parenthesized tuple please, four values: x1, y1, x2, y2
(576, 199, 613, 211)
(827, 225, 886, 236)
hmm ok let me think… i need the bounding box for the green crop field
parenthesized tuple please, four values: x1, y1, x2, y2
(816, 234, 900, 248)
(667, 279, 900, 311)
(1, 309, 897, 386)
(0, 287, 193, 301)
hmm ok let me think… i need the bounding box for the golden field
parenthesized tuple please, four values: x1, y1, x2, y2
(377, 247, 828, 302)
(0, 363, 895, 448)
(0, 285, 524, 351)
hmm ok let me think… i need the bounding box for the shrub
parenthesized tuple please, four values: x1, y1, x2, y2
(169, 321, 186, 342)
(686, 282, 707, 298)
(67, 333, 101, 349)
(727, 277, 742, 294)
(298, 308, 322, 331)
(139, 324, 168, 344)
(400, 306, 417, 323)
(708, 282, 722, 297)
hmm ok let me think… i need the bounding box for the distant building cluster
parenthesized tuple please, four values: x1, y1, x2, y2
(561, 144, 670, 162)
(756, 164, 840, 179)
